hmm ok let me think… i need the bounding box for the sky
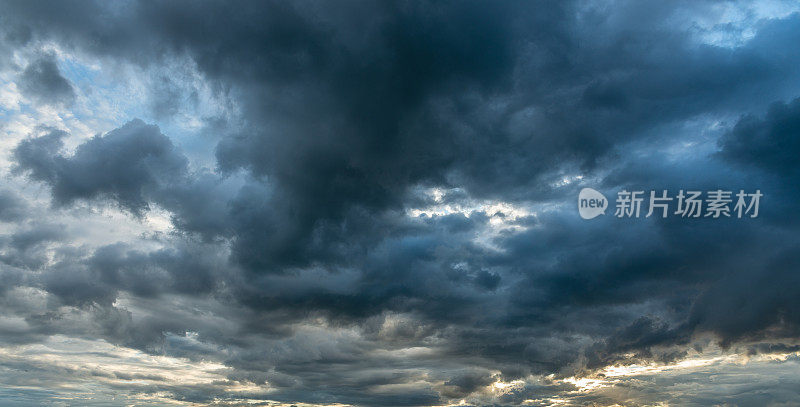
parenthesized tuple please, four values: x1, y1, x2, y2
(1, 0, 800, 406)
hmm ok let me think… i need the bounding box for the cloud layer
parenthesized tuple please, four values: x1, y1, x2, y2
(1, 1, 800, 405)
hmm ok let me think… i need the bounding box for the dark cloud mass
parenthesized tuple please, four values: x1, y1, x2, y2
(14, 120, 188, 214)
(17, 54, 76, 106)
(721, 97, 800, 180)
(1, 0, 800, 406)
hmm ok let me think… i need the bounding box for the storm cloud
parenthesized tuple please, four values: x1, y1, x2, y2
(1, 1, 800, 406)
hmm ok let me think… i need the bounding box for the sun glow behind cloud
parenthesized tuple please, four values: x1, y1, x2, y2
(4, 332, 797, 407)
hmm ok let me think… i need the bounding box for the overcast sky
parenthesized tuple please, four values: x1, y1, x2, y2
(1, 1, 800, 406)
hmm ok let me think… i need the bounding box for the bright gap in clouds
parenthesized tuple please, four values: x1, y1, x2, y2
(1, 332, 799, 406)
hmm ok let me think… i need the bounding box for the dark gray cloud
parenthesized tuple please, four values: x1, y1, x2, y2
(0, 222, 66, 270)
(721, 97, 800, 181)
(1, 1, 800, 406)
(0, 189, 28, 222)
(13, 120, 188, 215)
(17, 54, 75, 106)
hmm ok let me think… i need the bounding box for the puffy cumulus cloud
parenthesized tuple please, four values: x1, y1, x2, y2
(13, 120, 188, 215)
(1, 0, 800, 406)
